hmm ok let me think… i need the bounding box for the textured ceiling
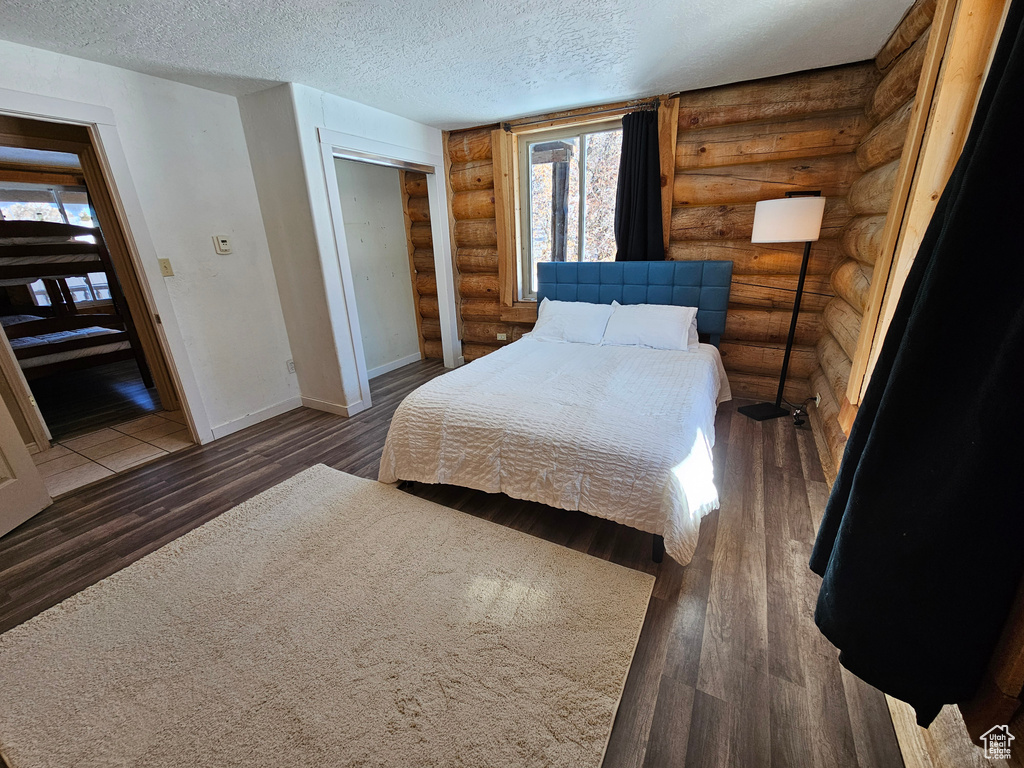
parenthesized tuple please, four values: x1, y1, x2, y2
(1, 0, 914, 129)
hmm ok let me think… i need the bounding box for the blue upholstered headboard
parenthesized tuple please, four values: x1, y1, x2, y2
(536, 260, 733, 346)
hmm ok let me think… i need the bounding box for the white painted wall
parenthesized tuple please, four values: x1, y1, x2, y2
(334, 159, 419, 377)
(0, 40, 299, 441)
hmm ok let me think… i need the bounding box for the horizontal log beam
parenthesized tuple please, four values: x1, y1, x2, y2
(448, 128, 493, 164)
(415, 273, 438, 296)
(729, 275, 834, 312)
(418, 296, 440, 319)
(450, 160, 495, 192)
(420, 318, 442, 340)
(831, 260, 872, 314)
(729, 372, 811, 403)
(459, 273, 500, 299)
(725, 307, 823, 346)
(452, 189, 496, 221)
(670, 199, 851, 241)
(407, 195, 430, 223)
(849, 159, 900, 215)
(456, 247, 499, 273)
(668, 239, 842, 275)
(410, 222, 433, 248)
(460, 298, 501, 321)
(423, 339, 444, 359)
(877, 0, 938, 72)
(462, 342, 500, 362)
(676, 63, 878, 131)
(869, 26, 931, 123)
(817, 333, 852, 408)
(823, 298, 862, 360)
(675, 110, 870, 169)
(404, 172, 428, 197)
(454, 218, 498, 247)
(719, 340, 818, 379)
(413, 249, 434, 273)
(462, 321, 513, 345)
(857, 99, 913, 172)
(673, 154, 860, 206)
(840, 215, 886, 266)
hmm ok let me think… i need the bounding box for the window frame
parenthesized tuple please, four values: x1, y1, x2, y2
(514, 118, 622, 301)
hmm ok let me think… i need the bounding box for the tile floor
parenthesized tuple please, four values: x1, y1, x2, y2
(31, 411, 193, 497)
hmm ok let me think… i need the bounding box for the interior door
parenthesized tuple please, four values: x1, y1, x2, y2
(0, 392, 51, 538)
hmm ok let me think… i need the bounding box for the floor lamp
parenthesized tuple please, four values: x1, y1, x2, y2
(738, 192, 826, 421)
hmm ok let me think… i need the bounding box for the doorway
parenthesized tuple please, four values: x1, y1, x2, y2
(333, 158, 422, 380)
(0, 115, 193, 495)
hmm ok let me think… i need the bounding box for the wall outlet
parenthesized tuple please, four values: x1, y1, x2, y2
(814, 392, 821, 408)
(496, 332, 507, 341)
(286, 359, 296, 374)
(158, 258, 174, 277)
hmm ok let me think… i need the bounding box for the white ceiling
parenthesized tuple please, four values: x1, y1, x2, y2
(1, 0, 914, 129)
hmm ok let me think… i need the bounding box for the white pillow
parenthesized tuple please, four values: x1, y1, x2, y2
(602, 302, 700, 351)
(531, 298, 614, 345)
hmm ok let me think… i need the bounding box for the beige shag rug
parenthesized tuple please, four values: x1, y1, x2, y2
(0, 465, 653, 768)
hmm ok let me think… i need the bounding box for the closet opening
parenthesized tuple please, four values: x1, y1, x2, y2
(0, 115, 193, 495)
(333, 157, 424, 381)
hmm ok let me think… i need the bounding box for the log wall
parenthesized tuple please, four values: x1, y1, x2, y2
(814, 0, 935, 471)
(441, 128, 527, 361)
(400, 171, 443, 359)
(669, 63, 878, 402)
(418, 15, 929, 389)
(433, 64, 881, 370)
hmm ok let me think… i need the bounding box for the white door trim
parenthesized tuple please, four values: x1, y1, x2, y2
(0, 86, 213, 443)
(316, 128, 461, 375)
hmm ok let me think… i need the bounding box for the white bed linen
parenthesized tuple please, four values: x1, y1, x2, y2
(379, 336, 732, 565)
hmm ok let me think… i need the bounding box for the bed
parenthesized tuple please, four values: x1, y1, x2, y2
(380, 260, 733, 565)
(0, 220, 151, 383)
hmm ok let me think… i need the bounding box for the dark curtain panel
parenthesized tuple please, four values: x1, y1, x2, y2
(810, 1, 1024, 728)
(614, 110, 664, 261)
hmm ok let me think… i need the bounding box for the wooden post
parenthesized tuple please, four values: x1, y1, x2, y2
(658, 97, 679, 252)
(491, 129, 518, 307)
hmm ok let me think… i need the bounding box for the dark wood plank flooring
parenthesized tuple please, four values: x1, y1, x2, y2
(0, 359, 903, 767)
(27, 358, 161, 440)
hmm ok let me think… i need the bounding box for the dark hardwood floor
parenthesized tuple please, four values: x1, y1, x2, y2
(0, 359, 903, 767)
(28, 358, 162, 440)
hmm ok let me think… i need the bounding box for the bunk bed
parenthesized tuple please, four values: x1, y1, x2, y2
(0, 220, 151, 384)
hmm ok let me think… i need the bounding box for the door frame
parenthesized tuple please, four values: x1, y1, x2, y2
(317, 128, 461, 409)
(0, 87, 212, 443)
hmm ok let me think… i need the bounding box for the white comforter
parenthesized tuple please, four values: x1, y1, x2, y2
(379, 337, 731, 565)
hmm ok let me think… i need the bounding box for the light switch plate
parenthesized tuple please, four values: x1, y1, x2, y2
(213, 235, 233, 255)
(158, 258, 174, 277)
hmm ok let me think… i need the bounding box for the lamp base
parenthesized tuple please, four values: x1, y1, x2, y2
(738, 402, 790, 421)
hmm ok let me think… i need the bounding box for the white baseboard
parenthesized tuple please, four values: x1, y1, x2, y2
(300, 395, 371, 418)
(209, 396, 302, 440)
(366, 352, 422, 380)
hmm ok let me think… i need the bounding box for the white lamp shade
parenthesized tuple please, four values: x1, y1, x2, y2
(751, 196, 827, 243)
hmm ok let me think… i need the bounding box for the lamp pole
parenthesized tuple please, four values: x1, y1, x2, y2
(738, 191, 823, 422)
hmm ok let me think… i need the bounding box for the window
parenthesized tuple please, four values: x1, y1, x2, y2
(517, 121, 622, 299)
(0, 183, 108, 306)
